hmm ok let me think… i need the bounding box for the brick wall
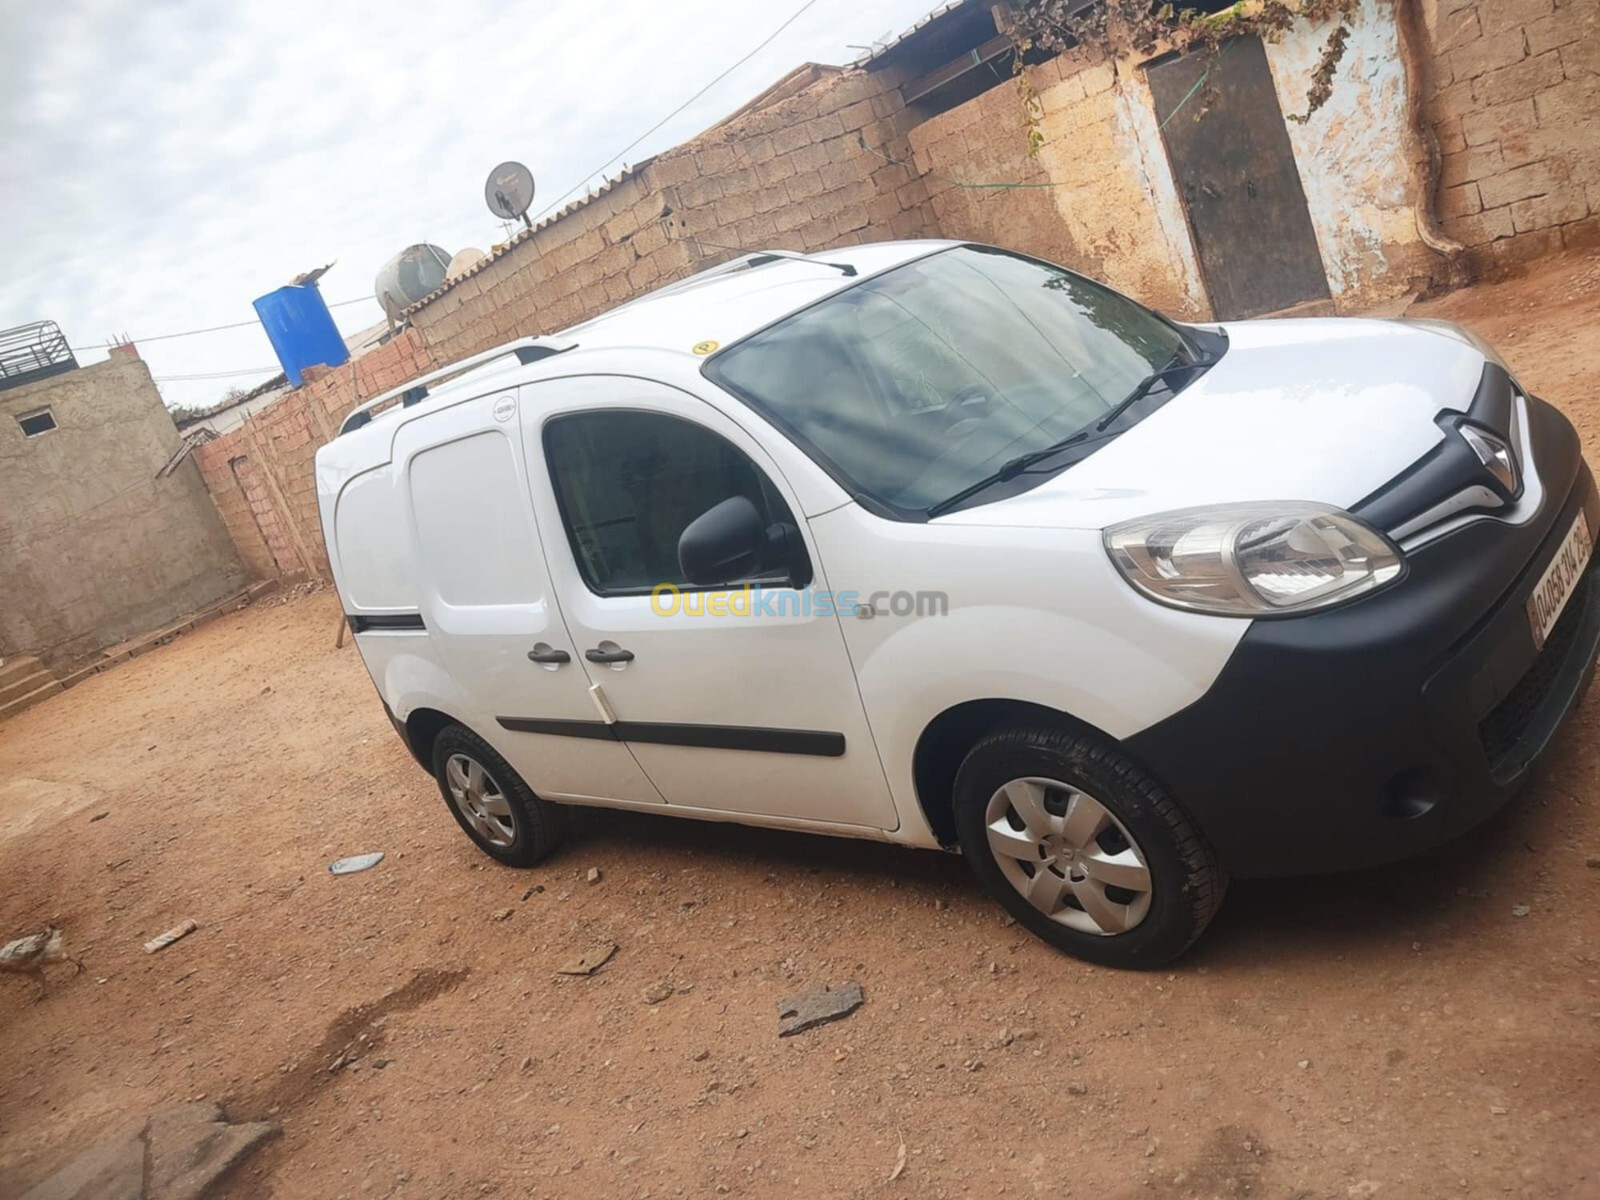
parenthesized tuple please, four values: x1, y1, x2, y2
(910, 49, 1213, 319)
(908, 66, 1083, 278)
(1428, 0, 1600, 270)
(192, 327, 437, 580)
(409, 65, 940, 364)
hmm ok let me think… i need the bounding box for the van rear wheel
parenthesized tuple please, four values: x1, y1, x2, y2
(952, 726, 1225, 967)
(431, 724, 566, 867)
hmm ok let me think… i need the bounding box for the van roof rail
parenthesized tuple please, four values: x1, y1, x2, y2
(337, 338, 572, 436)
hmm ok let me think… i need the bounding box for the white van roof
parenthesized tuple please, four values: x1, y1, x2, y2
(564, 239, 953, 355)
(331, 240, 954, 443)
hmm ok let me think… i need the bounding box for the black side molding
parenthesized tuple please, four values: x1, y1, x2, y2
(347, 613, 426, 633)
(496, 716, 845, 757)
(498, 716, 621, 742)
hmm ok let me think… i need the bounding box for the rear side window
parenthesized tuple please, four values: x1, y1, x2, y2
(544, 410, 799, 595)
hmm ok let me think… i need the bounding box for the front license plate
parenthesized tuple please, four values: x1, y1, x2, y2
(1527, 511, 1592, 650)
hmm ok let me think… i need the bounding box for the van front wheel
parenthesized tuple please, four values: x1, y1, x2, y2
(952, 726, 1225, 967)
(431, 724, 566, 867)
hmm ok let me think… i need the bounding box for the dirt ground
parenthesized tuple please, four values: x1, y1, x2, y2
(4, 253, 1600, 1200)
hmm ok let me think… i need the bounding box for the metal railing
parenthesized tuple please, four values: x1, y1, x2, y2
(337, 338, 572, 437)
(0, 321, 77, 392)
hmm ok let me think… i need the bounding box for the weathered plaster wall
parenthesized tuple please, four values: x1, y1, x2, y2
(1102, 58, 1214, 318)
(0, 357, 246, 665)
(1266, 0, 1438, 307)
(915, 0, 1598, 315)
(922, 2, 1439, 318)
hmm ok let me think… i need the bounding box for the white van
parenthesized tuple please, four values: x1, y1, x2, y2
(317, 241, 1598, 966)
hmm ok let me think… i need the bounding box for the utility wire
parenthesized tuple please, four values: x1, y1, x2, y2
(70, 295, 374, 352)
(530, 0, 823, 223)
(152, 366, 282, 382)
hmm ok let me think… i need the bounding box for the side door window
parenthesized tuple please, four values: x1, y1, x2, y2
(543, 409, 809, 596)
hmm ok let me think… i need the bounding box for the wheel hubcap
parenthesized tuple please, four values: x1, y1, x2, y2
(983, 776, 1153, 936)
(445, 753, 516, 847)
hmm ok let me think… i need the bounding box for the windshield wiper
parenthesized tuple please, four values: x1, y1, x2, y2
(926, 349, 1218, 519)
(925, 432, 1095, 518)
(1093, 349, 1216, 433)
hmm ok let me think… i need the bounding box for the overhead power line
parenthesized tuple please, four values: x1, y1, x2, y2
(152, 366, 282, 383)
(70, 295, 374, 352)
(530, 0, 823, 223)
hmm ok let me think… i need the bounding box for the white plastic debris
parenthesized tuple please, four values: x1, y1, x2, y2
(329, 852, 385, 876)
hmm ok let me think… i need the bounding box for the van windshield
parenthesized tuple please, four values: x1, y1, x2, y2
(706, 245, 1198, 519)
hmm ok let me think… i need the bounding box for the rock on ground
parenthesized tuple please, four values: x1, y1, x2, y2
(22, 1103, 277, 1200)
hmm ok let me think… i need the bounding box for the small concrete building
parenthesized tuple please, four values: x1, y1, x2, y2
(0, 331, 245, 669)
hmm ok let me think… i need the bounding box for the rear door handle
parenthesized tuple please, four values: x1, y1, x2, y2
(527, 648, 571, 664)
(585, 647, 635, 664)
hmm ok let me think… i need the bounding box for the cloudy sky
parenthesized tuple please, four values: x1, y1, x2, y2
(1, 0, 938, 411)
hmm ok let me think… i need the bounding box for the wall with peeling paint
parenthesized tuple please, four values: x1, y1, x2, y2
(1265, 0, 1436, 309)
(912, 3, 1446, 318)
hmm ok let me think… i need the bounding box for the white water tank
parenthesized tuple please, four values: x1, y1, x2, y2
(447, 248, 488, 280)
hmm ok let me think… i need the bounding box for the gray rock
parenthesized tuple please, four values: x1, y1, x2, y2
(21, 1104, 276, 1200)
(777, 982, 865, 1036)
(21, 1125, 146, 1200)
(145, 1102, 278, 1200)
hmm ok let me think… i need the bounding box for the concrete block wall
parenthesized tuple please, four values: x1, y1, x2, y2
(411, 174, 685, 367)
(1427, 0, 1600, 270)
(0, 357, 247, 666)
(908, 68, 1080, 278)
(909, 47, 1214, 319)
(656, 67, 938, 261)
(409, 66, 940, 365)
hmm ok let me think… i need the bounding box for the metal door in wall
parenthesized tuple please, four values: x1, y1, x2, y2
(1147, 36, 1331, 320)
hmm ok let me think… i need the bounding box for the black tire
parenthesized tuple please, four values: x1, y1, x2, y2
(952, 725, 1225, 968)
(431, 723, 566, 867)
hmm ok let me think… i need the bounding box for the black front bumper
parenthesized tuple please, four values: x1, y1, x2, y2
(1125, 396, 1600, 878)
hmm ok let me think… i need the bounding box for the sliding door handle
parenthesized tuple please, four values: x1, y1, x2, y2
(585, 647, 635, 664)
(527, 647, 571, 664)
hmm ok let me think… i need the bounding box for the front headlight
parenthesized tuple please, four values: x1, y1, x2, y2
(1104, 503, 1404, 616)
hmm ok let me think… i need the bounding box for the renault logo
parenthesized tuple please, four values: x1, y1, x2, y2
(1459, 424, 1519, 495)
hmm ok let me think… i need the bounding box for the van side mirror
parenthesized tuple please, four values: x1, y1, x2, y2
(679, 497, 766, 586)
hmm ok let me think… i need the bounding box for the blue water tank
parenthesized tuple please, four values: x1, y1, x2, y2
(253, 282, 349, 387)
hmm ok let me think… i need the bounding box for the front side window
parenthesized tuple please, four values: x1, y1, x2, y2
(544, 410, 801, 595)
(706, 245, 1196, 518)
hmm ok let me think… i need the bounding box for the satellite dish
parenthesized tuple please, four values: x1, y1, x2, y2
(485, 161, 536, 228)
